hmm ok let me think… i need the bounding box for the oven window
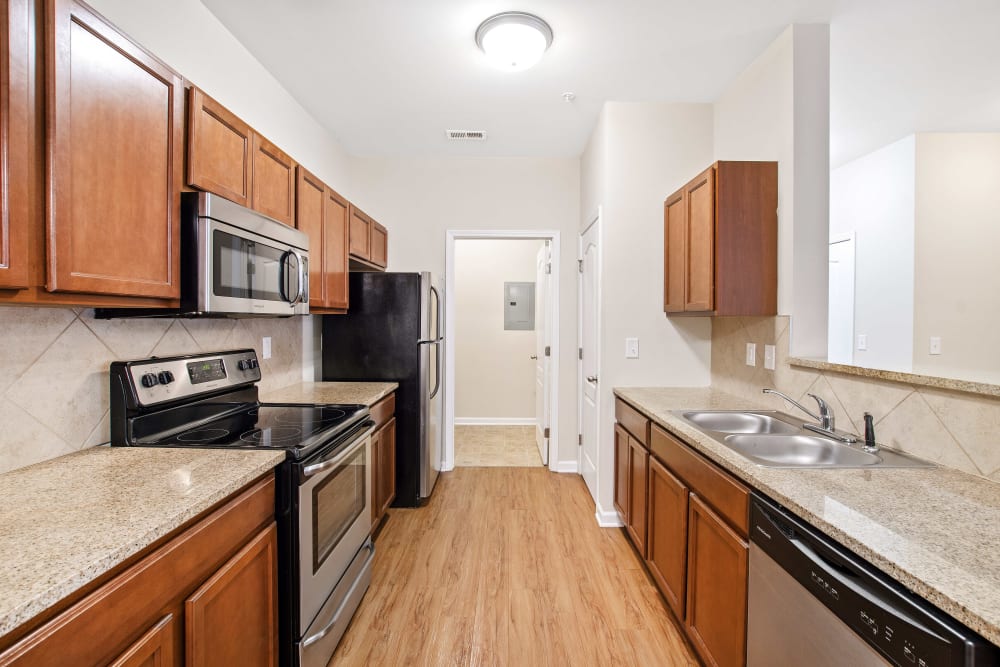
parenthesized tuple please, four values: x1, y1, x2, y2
(212, 229, 287, 301)
(312, 446, 366, 572)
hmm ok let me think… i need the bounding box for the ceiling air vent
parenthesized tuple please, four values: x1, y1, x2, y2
(446, 129, 487, 141)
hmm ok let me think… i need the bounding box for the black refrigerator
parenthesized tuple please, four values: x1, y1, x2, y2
(322, 272, 443, 506)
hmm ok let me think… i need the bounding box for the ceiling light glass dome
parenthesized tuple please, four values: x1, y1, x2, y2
(475, 12, 554, 72)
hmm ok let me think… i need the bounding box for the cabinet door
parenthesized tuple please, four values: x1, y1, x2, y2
(324, 187, 350, 310)
(663, 189, 686, 313)
(251, 133, 296, 226)
(378, 417, 396, 517)
(0, 0, 29, 289)
(646, 457, 689, 618)
(370, 221, 387, 268)
(613, 424, 630, 520)
(187, 87, 251, 207)
(686, 494, 748, 667)
(108, 615, 176, 667)
(349, 205, 371, 260)
(295, 166, 327, 307)
(46, 0, 183, 298)
(626, 435, 649, 557)
(186, 524, 278, 667)
(685, 166, 715, 311)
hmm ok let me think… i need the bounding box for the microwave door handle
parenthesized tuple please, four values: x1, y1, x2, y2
(279, 250, 303, 305)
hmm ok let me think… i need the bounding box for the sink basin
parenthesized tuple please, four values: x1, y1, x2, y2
(723, 434, 882, 468)
(681, 411, 801, 435)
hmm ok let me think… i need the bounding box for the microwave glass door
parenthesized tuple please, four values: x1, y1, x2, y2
(213, 230, 300, 303)
(312, 445, 367, 572)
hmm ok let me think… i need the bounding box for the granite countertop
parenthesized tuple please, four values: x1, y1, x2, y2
(261, 381, 398, 407)
(0, 447, 285, 638)
(614, 387, 1000, 646)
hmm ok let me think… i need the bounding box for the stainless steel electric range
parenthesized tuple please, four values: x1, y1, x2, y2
(110, 349, 374, 667)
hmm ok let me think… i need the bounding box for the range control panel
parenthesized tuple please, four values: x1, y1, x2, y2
(121, 349, 261, 407)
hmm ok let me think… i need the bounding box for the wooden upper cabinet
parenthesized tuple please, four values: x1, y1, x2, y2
(186, 524, 278, 667)
(662, 190, 685, 313)
(187, 87, 251, 207)
(685, 167, 715, 311)
(251, 133, 296, 226)
(0, 0, 30, 290)
(324, 187, 350, 310)
(295, 167, 327, 308)
(370, 221, 387, 268)
(663, 161, 777, 316)
(685, 493, 749, 667)
(46, 0, 184, 298)
(349, 205, 371, 259)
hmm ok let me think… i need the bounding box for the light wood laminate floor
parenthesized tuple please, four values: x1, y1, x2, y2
(454, 425, 543, 467)
(330, 467, 698, 666)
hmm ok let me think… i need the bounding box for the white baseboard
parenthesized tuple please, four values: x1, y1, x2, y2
(550, 459, 579, 474)
(455, 417, 536, 426)
(595, 502, 624, 528)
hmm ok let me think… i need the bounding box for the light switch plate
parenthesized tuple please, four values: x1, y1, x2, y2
(764, 344, 776, 370)
(857, 334, 868, 351)
(262, 337, 272, 360)
(746, 343, 757, 367)
(929, 337, 942, 355)
(625, 337, 639, 359)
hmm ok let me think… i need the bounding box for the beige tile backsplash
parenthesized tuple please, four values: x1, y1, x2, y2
(0, 306, 307, 474)
(712, 316, 1000, 481)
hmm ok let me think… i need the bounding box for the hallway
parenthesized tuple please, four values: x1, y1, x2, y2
(454, 425, 542, 467)
(330, 467, 698, 666)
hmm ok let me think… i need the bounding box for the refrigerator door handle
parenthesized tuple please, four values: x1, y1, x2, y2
(429, 340, 442, 399)
(417, 338, 442, 345)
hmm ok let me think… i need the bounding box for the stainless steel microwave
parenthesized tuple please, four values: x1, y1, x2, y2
(183, 192, 310, 316)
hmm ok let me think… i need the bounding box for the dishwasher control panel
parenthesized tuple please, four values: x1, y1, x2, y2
(750, 496, 1000, 667)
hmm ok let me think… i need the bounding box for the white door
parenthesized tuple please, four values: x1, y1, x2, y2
(534, 242, 551, 465)
(579, 220, 600, 498)
(829, 236, 856, 365)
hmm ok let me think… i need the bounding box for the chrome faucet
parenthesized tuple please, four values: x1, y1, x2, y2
(762, 388, 858, 443)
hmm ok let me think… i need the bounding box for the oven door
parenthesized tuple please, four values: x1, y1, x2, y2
(199, 218, 309, 316)
(296, 422, 374, 627)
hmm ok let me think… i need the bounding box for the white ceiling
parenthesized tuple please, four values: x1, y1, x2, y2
(202, 0, 1000, 163)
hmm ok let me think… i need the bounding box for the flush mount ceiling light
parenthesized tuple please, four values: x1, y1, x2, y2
(475, 11, 553, 72)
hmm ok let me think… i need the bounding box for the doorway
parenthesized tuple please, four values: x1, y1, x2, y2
(444, 230, 561, 472)
(578, 213, 601, 499)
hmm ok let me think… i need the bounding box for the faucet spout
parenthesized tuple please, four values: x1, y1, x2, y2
(762, 388, 857, 444)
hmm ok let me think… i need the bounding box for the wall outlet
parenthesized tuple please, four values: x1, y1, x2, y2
(929, 336, 942, 355)
(746, 343, 757, 367)
(764, 344, 776, 370)
(262, 337, 272, 360)
(857, 334, 868, 351)
(625, 337, 639, 359)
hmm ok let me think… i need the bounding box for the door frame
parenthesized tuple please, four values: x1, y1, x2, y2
(444, 229, 562, 472)
(577, 210, 603, 500)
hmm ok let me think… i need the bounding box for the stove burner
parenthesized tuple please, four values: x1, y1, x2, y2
(176, 428, 230, 443)
(239, 426, 304, 445)
(276, 407, 347, 425)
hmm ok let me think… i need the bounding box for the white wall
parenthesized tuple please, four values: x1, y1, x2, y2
(349, 157, 580, 468)
(454, 239, 543, 420)
(714, 24, 831, 358)
(913, 133, 1000, 382)
(582, 102, 715, 520)
(830, 135, 915, 372)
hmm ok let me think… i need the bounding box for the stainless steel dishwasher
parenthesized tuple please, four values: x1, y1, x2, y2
(748, 494, 999, 667)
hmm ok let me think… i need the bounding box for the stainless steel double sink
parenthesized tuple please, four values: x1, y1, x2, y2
(674, 410, 934, 469)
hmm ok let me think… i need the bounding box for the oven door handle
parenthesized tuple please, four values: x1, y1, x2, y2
(301, 421, 375, 479)
(301, 541, 375, 648)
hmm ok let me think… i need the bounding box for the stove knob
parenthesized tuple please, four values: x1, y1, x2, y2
(250, 358, 259, 369)
(238, 359, 250, 371)
(140, 373, 158, 388)
(157, 371, 174, 385)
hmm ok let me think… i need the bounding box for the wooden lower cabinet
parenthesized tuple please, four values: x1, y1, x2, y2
(186, 524, 277, 667)
(0, 475, 277, 667)
(646, 456, 689, 618)
(613, 424, 630, 518)
(370, 393, 397, 529)
(685, 494, 749, 667)
(626, 435, 649, 556)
